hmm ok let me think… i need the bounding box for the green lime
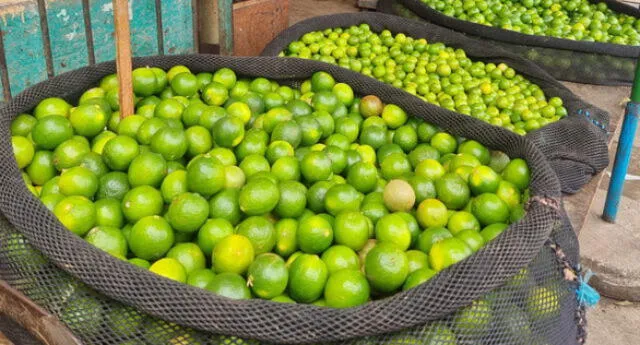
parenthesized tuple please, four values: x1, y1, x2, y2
(275, 180, 307, 218)
(266, 141, 294, 164)
(132, 67, 158, 97)
(69, 104, 108, 137)
(97, 172, 130, 200)
(402, 268, 437, 291)
(324, 269, 370, 308)
(406, 250, 430, 273)
(429, 236, 473, 272)
(415, 159, 445, 180)
(213, 68, 237, 89)
(53, 196, 96, 236)
(79, 152, 109, 178)
(375, 213, 412, 251)
(102, 135, 140, 171)
(32, 116, 74, 150)
(380, 153, 412, 180)
(469, 165, 501, 195)
(310, 71, 335, 92)
(212, 234, 254, 274)
(501, 158, 531, 191)
(209, 189, 242, 225)
(489, 151, 511, 173)
(85, 226, 127, 257)
(91, 130, 116, 154)
(247, 253, 288, 299)
(381, 104, 407, 129)
(333, 83, 355, 106)
(334, 211, 370, 251)
(271, 295, 296, 304)
(202, 82, 229, 106)
(226, 102, 252, 124)
(288, 253, 328, 303)
(12, 136, 35, 169)
(435, 173, 470, 210)
(296, 116, 323, 146)
(496, 180, 521, 209)
(321, 245, 360, 274)
(447, 211, 480, 234)
(458, 140, 491, 165)
(416, 198, 449, 228)
(128, 258, 151, 269)
(170, 72, 198, 97)
(150, 127, 188, 160)
(58, 166, 98, 198)
(150, 258, 187, 283)
(274, 218, 298, 258)
(160, 170, 187, 203)
(187, 155, 226, 197)
(237, 216, 276, 255)
(297, 215, 333, 254)
(166, 192, 209, 233)
(11, 114, 38, 136)
(127, 152, 167, 187)
(271, 121, 302, 148)
(26, 151, 56, 186)
(185, 126, 213, 157)
(197, 218, 234, 256)
(121, 185, 164, 223)
(480, 223, 508, 243)
(239, 178, 280, 215)
(239, 154, 270, 178)
(472, 193, 510, 226)
(324, 184, 362, 216)
(383, 179, 416, 212)
(365, 243, 409, 293)
(34, 97, 71, 119)
(527, 286, 560, 320)
(455, 229, 485, 252)
(417, 227, 453, 253)
(166, 242, 206, 275)
(186, 268, 216, 289)
(408, 144, 440, 167)
(95, 198, 124, 228)
(40, 176, 61, 197)
(40, 194, 64, 211)
(213, 116, 245, 148)
(408, 175, 436, 203)
(206, 273, 252, 300)
(347, 162, 378, 193)
(431, 132, 458, 155)
(129, 215, 174, 260)
(271, 156, 300, 182)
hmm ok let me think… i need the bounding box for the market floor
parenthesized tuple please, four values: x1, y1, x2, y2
(286, 1, 640, 344)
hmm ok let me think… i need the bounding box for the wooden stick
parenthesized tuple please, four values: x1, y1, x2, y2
(113, 0, 134, 118)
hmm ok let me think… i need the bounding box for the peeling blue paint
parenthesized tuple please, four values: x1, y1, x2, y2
(47, 0, 89, 74)
(161, 0, 194, 55)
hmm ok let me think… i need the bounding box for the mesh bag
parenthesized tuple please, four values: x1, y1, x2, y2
(0, 55, 585, 345)
(377, 0, 640, 86)
(261, 12, 610, 194)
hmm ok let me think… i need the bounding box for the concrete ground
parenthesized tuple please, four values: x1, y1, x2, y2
(288, 1, 640, 344)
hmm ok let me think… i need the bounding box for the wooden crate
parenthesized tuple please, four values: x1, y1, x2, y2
(0, 0, 197, 102)
(233, 0, 288, 56)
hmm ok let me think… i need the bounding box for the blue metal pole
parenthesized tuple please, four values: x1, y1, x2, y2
(602, 102, 639, 222)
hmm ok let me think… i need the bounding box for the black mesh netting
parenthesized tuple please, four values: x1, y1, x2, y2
(260, 12, 610, 194)
(0, 55, 584, 345)
(377, 0, 640, 86)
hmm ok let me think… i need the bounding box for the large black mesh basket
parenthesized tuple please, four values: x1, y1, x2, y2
(261, 12, 610, 194)
(0, 55, 585, 345)
(377, 0, 640, 86)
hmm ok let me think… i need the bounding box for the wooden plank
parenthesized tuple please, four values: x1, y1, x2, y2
(160, 0, 194, 54)
(217, 0, 233, 55)
(45, 0, 89, 75)
(129, 0, 159, 56)
(114, 0, 134, 118)
(232, 0, 288, 56)
(0, 1, 49, 96)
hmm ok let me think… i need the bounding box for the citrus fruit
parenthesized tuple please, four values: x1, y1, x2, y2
(160, 170, 187, 203)
(489, 151, 511, 173)
(32, 116, 74, 150)
(149, 258, 187, 283)
(360, 95, 383, 117)
(375, 213, 412, 251)
(237, 216, 277, 255)
(41, 194, 64, 211)
(455, 230, 485, 252)
(346, 162, 378, 193)
(197, 218, 234, 256)
(95, 198, 124, 228)
(480, 223, 509, 243)
(97, 171, 130, 200)
(527, 286, 561, 320)
(79, 152, 109, 178)
(186, 268, 216, 289)
(458, 140, 491, 165)
(435, 173, 470, 210)
(12, 136, 35, 169)
(212, 234, 254, 274)
(170, 72, 198, 96)
(288, 254, 328, 303)
(321, 245, 360, 274)
(415, 159, 446, 180)
(166, 192, 209, 233)
(324, 269, 370, 308)
(58, 166, 98, 198)
(274, 180, 307, 218)
(429, 237, 473, 272)
(69, 104, 108, 137)
(469, 165, 501, 195)
(365, 243, 409, 293)
(334, 211, 370, 251)
(150, 127, 188, 160)
(406, 250, 430, 273)
(324, 183, 362, 216)
(271, 156, 300, 182)
(300, 151, 332, 183)
(206, 273, 251, 300)
(91, 130, 117, 154)
(127, 152, 167, 187)
(121, 185, 164, 222)
(129, 215, 175, 261)
(128, 258, 151, 269)
(209, 188, 242, 225)
(11, 114, 37, 136)
(213, 116, 245, 148)
(185, 126, 213, 157)
(186, 155, 225, 197)
(84, 226, 127, 257)
(132, 67, 159, 96)
(34, 97, 71, 119)
(102, 135, 140, 171)
(297, 215, 333, 254)
(417, 227, 453, 253)
(202, 82, 229, 106)
(402, 268, 437, 291)
(471, 193, 510, 226)
(502, 158, 531, 191)
(416, 198, 449, 228)
(447, 211, 481, 235)
(247, 253, 288, 299)
(239, 177, 280, 215)
(383, 179, 416, 212)
(166, 242, 206, 275)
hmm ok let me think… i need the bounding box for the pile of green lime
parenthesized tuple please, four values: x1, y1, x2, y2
(12, 67, 531, 309)
(282, 24, 569, 135)
(421, 0, 640, 45)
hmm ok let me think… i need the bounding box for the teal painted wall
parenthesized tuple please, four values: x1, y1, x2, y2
(0, 0, 196, 101)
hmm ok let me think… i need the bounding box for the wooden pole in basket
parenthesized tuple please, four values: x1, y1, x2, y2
(113, 0, 134, 118)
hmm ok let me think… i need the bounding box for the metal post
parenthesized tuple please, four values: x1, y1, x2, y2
(602, 60, 640, 223)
